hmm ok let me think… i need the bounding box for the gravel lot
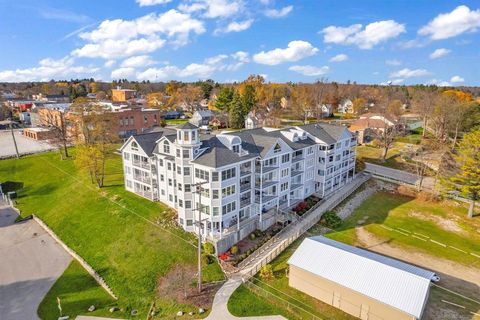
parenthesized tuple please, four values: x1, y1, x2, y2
(0, 130, 56, 158)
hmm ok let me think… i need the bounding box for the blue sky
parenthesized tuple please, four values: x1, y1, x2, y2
(0, 0, 479, 85)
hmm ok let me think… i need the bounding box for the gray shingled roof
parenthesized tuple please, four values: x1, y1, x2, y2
(132, 128, 176, 157)
(191, 136, 257, 168)
(178, 122, 198, 130)
(300, 123, 349, 145)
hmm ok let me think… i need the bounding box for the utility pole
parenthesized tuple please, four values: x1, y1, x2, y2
(2, 120, 20, 158)
(192, 181, 208, 293)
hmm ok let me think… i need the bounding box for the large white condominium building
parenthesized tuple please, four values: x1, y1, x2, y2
(120, 122, 357, 252)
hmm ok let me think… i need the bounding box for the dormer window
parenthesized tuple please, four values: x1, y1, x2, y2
(233, 145, 240, 154)
(184, 131, 189, 141)
(131, 141, 138, 151)
(274, 143, 281, 153)
(163, 141, 170, 153)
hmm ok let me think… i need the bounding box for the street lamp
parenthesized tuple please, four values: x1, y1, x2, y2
(0, 120, 19, 158)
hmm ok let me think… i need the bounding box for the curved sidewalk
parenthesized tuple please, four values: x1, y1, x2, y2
(206, 277, 286, 320)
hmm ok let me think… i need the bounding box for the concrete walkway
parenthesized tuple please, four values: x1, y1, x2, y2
(365, 162, 435, 190)
(0, 201, 71, 320)
(205, 277, 285, 320)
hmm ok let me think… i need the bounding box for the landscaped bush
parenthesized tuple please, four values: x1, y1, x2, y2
(203, 242, 215, 255)
(416, 191, 440, 202)
(260, 264, 274, 281)
(202, 254, 215, 265)
(249, 233, 256, 240)
(320, 211, 342, 229)
(218, 252, 230, 261)
(293, 201, 308, 215)
(230, 245, 239, 255)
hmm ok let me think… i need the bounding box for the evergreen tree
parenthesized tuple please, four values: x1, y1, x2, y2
(450, 130, 480, 218)
(215, 87, 234, 111)
(241, 84, 257, 114)
(228, 91, 245, 129)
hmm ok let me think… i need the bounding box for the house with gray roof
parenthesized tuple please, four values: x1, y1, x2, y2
(120, 122, 357, 253)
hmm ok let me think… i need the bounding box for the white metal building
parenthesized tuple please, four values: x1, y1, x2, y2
(288, 236, 436, 320)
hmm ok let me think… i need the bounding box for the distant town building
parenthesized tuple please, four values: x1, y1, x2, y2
(111, 87, 137, 102)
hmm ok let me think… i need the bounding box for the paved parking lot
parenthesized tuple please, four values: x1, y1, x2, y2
(0, 202, 71, 320)
(0, 130, 56, 158)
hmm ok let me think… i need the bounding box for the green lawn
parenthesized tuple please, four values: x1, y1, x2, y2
(328, 191, 480, 266)
(0, 149, 224, 319)
(228, 191, 480, 319)
(38, 261, 116, 318)
(165, 118, 189, 125)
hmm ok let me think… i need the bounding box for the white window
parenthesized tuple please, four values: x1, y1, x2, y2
(222, 201, 236, 215)
(195, 168, 209, 181)
(281, 182, 288, 191)
(222, 185, 236, 197)
(281, 168, 289, 178)
(221, 168, 236, 181)
(281, 154, 290, 163)
(123, 152, 130, 160)
(163, 141, 170, 153)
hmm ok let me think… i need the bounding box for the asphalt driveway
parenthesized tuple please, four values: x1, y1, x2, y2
(0, 202, 71, 320)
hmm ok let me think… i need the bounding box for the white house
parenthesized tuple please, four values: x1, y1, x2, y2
(120, 122, 357, 252)
(338, 99, 354, 114)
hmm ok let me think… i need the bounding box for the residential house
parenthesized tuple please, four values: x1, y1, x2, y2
(349, 113, 401, 144)
(190, 110, 214, 127)
(400, 113, 423, 131)
(337, 99, 354, 114)
(120, 122, 357, 252)
(288, 236, 436, 320)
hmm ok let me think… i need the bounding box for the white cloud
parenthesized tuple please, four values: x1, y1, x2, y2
(427, 79, 451, 87)
(264, 5, 293, 18)
(104, 60, 116, 68)
(397, 38, 429, 49)
(329, 54, 348, 62)
(429, 48, 451, 59)
(289, 65, 329, 76)
(72, 36, 166, 59)
(322, 20, 405, 49)
(111, 67, 137, 79)
(180, 0, 242, 18)
(231, 51, 249, 63)
(253, 40, 319, 65)
(136, 0, 172, 6)
(385, 59, 402, 66)
(418, 5, 480, 40)
(136, 52, 241, 81)
(73, 10, 205, 59)
(450, 75, 464, 83)
(215, 19, 253, 34)
(390, 68, 431, 78)
(380, 78, 404, 85)
(0, 57, 98, 82)
(121, 55, 157, 68)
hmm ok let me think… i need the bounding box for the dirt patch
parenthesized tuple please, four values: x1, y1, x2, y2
(355, 227, 480, 320)
(408, 210, 465, 234)
(157, 265, 222, 309)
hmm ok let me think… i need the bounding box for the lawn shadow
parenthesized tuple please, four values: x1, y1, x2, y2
(1, 181, 24, 193)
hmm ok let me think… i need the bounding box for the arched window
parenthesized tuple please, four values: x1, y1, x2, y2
(131, 141, 138, 151)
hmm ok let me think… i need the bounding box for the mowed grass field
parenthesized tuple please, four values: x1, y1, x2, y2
(229, 191, 480, 319)
(0, 149, 224, 319)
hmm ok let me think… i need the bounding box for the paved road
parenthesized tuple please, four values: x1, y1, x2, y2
(365, 162, 435, 190)
(0, 202, 71, 320)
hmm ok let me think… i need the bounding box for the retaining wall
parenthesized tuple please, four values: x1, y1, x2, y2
(32, 215, 118, 300)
